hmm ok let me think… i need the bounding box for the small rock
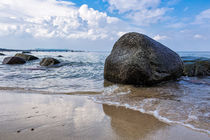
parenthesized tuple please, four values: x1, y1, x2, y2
(15, 53, 38, 61)
(40, 57, 60, 66)
(2, 57, 26, 64)
(183, 59, 210, 76)
(57, 55, 63, 57)
(0, 53, 5, 56)
(22, 51, 31, 54)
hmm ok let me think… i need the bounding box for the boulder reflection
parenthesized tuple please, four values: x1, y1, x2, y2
(103, 104, 167, 140)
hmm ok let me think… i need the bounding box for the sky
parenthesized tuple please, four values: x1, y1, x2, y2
(0, 0, 210, 51)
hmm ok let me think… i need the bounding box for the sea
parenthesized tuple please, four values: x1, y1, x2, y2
(0, 51, 209, 135)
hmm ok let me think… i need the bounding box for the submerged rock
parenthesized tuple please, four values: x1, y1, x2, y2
(104, 32, 183, 85)
(22, 51, 31, 54)
(182, 57, 210, 76)
(57, 55, 63, 57)
(0, 53, 5, 56)
(15, 53, 38, 61)
(2, 57, 26, 64)
(40, 58, 60, 66)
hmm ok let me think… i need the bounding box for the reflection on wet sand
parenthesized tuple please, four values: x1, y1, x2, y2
(102, 104, 210, 140)
(103, 104, 166, 140)
(0, 91, 209, 140)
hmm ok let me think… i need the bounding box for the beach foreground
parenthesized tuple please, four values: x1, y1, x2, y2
(0, 91, 209, 140)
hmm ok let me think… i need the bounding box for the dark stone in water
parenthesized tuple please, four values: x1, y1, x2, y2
(2, 56, 26, 64)
(0, 53, 5, 56)
(182, 57, 210, 76)
(104, 32, 183, 85)
(22, 51, 31, 54)
(15, 53, 38, 61)
(58, 55, 63, 57)
(40, 57, 60, 66)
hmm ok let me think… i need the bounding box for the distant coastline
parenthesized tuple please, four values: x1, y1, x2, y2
(0, 48, 84, 52)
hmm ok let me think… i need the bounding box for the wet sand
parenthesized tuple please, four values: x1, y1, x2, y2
(0, 91, 209, 140)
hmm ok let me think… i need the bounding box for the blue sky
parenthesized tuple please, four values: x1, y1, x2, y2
(0, 0, 210, 51)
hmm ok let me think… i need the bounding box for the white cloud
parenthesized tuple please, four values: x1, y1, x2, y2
(105, 0, 161, 13)
(79, 4, 119, 28)
(127, 8, 169, 26)
(194, 9, 210, 24)
(153, 34, 168, 41)
(167, 22, 185, 28)
(193, 34, 204, 39)
(117, 31, 127, 37)
(105, 0, 170, 26)
(0, 0, 127, 40)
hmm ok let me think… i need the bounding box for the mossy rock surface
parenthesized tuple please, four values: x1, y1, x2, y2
(15, 53, 38, 61)
(183, 59, 210, 76)
(40, 58, 60, 66)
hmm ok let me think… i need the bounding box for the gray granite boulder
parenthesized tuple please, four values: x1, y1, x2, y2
(40, 58, 60, 66)
(2, 57, 26, 64)
(104, 32, 184, 85)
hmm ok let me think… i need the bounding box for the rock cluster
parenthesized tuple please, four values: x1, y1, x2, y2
(2, 52, 61, 67)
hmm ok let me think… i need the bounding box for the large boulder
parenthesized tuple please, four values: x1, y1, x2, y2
(104, 32, 183, 85)
(15, 53, 38, 61)
(40, 58, 60, 66)
(182, 56, 210, 76)
(2, 57, 26, 64)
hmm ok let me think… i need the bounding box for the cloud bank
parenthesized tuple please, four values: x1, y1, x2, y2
(0, 0, 210, 51)
(104, 0, 171, 25)
(0, 0, 127, 40)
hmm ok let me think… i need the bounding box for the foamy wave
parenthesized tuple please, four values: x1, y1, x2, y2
(103, 85, 131, 96)
(90, 96, 210, 135)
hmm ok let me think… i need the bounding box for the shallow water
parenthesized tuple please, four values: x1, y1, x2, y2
(0, 51, 107, 92)
(0, 51, 209, 135)
(92, 78, 210, 134)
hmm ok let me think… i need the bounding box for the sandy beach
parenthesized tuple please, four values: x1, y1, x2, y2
(0, 91, 209, 140)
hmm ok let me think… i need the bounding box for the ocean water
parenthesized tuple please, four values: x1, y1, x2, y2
(0, 51, 209, 134)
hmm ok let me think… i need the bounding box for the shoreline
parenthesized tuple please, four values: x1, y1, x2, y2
(92, 97, 210, 135)
(0, 90, 209, 140)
